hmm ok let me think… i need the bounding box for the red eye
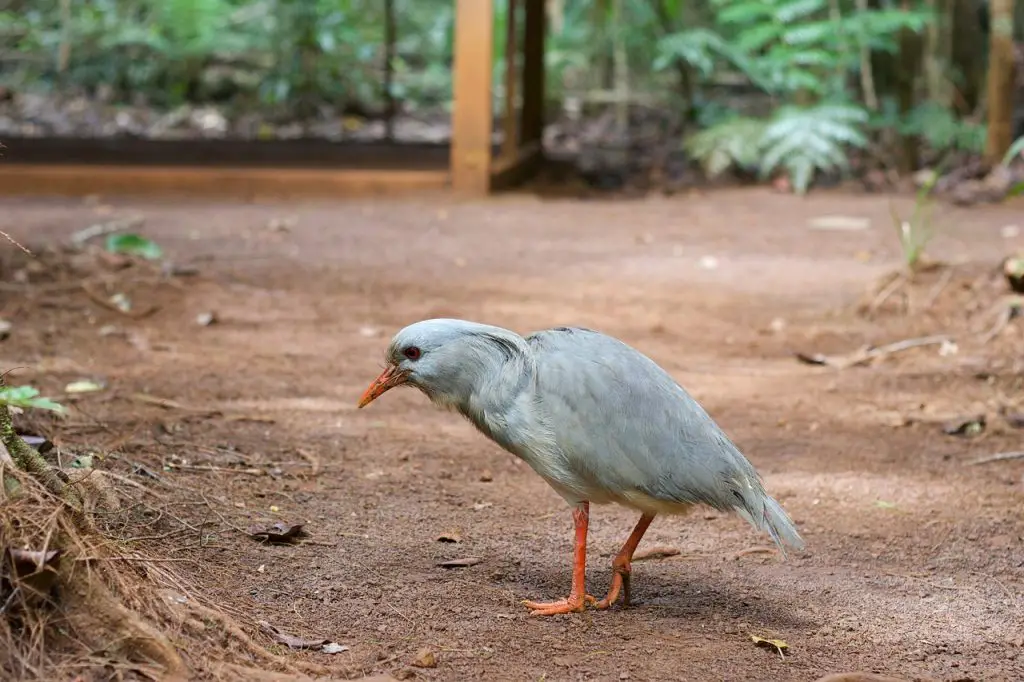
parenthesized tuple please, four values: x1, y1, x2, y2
(403, 346, 421, 360)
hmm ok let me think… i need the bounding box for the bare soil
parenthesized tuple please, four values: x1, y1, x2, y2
(1, 189, 1023, 682)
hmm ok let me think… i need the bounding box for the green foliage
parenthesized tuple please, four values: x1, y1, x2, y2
(1004, 135, 1024, 167)
(0, 385, 65, 414)
(686, 104, 867, 194)
(891, 173, 938, 272)
(105, 233, 163, 260)
(664, 0, 931, 191)
(873, 101, 987, 156)
(759, 104, 867, 193)
(685, 116, 766, 177)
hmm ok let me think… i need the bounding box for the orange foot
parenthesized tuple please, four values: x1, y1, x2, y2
(523, 593, 598, 616)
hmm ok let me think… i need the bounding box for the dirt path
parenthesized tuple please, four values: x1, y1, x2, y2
(2, 190, 1023, 681)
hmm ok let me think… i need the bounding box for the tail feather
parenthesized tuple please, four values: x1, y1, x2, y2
(733, 491, 804, 557)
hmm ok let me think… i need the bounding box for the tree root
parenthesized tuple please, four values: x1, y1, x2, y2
(62, 566, 188, 681)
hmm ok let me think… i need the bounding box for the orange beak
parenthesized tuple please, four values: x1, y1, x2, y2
(357, 365, 409, 408)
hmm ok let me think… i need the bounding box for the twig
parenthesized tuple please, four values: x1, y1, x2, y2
(796, 334, 951, 369)
(920, 267, 954, 311)
(731, 546, 778, 560)
(128, 393, 218, 414)
(979, 302, 1018, 343)
(296, 447, 320, 476)
(164, 463, 264, 476)
(80, 281, 159, 318)
(868, 272, 907, 313)
(966, 451, 1024, 465)
(0, 230, 31, 254)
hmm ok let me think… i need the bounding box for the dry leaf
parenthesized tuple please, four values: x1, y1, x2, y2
(942, 415, 986, 437)
(248, 522, 306, 544)
(751, 635, 789, 659)
(258, 620, 332, 650)
(436, 557, 482, 569)
(5, 548, 63, 596)
(411, 648, 437, 668)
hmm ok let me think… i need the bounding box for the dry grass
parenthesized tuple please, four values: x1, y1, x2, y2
(0, 408, 337, 682)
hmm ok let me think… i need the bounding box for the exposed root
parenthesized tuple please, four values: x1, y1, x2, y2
(1, 400, 312, 680)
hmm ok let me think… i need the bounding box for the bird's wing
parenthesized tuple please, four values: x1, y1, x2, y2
(524, 327, 803, 552)
(526, 327, 759, 506)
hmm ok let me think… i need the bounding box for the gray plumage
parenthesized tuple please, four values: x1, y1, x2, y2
(373, 318, 803, 553)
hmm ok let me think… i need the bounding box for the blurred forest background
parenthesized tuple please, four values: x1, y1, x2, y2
(0, 0, 1022, 197)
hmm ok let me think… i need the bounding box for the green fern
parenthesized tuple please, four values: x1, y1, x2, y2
(684, 117, 768, 178)
(759, 104, 868, 193)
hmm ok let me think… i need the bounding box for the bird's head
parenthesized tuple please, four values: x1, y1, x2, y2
(357, 318, 529, 410)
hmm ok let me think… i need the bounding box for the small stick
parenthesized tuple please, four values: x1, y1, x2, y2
(297, 447, 320, 476)
(868, 271, 907, 313)
(966, 451, 1024, 466)
(920, 267, 954, 311)
(165, 463, 265, 476)
(0, 230, 31, 254)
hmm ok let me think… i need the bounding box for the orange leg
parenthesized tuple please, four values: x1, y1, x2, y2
(596, 512, 656, 609)
(522, 502, 598, 616)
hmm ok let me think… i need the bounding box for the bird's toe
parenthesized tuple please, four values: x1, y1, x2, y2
(522, 593, 597, 616)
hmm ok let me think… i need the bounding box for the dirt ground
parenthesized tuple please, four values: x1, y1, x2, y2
(2, 189, 1023, 682)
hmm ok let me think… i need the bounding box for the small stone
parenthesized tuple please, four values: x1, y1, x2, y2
(196, 311, 217, 326)
(479, 471, 493, 482)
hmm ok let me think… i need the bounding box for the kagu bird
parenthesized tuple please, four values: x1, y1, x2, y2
(358, 319, 804, 616)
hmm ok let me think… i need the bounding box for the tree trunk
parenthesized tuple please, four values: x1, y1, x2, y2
(984, 0, 1017, 163)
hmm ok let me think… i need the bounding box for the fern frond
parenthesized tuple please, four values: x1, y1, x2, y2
(684, 117, 769, 178)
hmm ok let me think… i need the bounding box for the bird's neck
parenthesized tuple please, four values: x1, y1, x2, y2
(456, 352, 536, 452)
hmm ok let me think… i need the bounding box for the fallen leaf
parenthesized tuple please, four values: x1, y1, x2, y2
(109, 292, 132, 313)
(632, 546, 680, 562)
(321, 642, 350, 654)
(751, 634, 789, 659)
(436, 557, 483, 569)
(5, 548, 63, 596)
(435, 532, 461, 543)
(794, 351, 831, 366)
(411, 648, 437, 668)
(248, 522, 306, 544)
(873, 500, 897, 509)
(105, 233, 163, 260)
(258, 620, 329, 650)
(70, 454, 94, 469)
(807, 215, 870, 231)
(64, 380, 104, 394)
(196, 312, 217, 326)
(942, 415, 986, 437)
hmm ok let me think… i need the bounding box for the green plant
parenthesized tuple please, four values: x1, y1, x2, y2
(663, 0, 931, 192)
(1003, 135, 1024, 166)
(684, 104, 867, 194)
(758, 103, 868, 192)
(890, 173, 938, 272)
(0, 385, 65, 414)
(684, 115, 766, 177)
(105, 233, 163, 260)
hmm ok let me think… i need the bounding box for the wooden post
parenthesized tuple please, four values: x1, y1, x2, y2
(451, 0, 495, 195)
(501, 0, 519, 160)
(520, 0, 546, 147)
